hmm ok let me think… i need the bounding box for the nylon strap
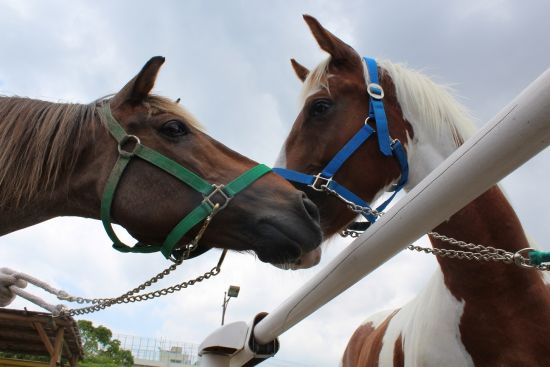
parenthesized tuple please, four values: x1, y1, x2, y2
(273, 56, 409, 229)
(322, 124, 375, 177)
(161, 164, 271, 258)
(364, 57, 392, 156)
(99, 103, 271, 259)
(224, 164, 272, 196)
(529, 250, 550, 265)
(271, 168, 315, 186)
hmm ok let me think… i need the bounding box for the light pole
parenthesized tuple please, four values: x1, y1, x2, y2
(221, 285, 240, 325)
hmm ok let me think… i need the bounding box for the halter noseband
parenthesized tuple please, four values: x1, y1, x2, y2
(100, 103, 271, 261)
(273, 57, 409, 228)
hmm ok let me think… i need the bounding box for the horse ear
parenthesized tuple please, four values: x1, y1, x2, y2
(291, 59, 310, 82)
(303, 15, 358, 65)
(111, 56, 166, 107)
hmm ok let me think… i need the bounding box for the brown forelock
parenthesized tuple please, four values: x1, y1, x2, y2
(0, 97, 97, 208)
(431, 185, 550, 366)
(284, 55, 412, 237)
(342, 310, 399, 367)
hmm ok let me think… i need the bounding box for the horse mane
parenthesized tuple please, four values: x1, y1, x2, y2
(301, 56, 477, 150)
(375, 60, 477, 148)
(0, 97, 96, 208)
(0, 94, 202, 208)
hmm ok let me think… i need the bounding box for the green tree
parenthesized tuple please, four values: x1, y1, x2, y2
(77, 320, 134, 367)
(0, 320, 132, 366)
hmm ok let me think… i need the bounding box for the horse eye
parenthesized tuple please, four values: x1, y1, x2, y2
(309, 100, 333, 117)
(160, 120, 188, 137)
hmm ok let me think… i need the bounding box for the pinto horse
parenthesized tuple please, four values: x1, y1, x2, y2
(0, 56, 322, 268)
(276, 16, 550, 366)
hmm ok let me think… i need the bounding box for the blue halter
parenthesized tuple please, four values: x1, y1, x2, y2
(273, 57, 409, 226)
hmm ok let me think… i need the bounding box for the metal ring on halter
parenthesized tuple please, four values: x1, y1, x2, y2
(367, 83, 384, 100)
(364, 117, 374, 127)
(118, 135, 141, 158)
(203, 184, 232, 210)
(513, 247, 536, 269)
(310, 173, 332, 192)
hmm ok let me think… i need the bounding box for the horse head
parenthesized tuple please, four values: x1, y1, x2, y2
(0, 57, 323, 268)
(276, 16, 413, 237)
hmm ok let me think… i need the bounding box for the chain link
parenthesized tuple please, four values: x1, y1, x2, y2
(322, 185, 381, 217)
(55, 206, 226, 317)
(338, 218, 549, 271)
(59, 257, 224, 316)
(424, 231, 550, 271)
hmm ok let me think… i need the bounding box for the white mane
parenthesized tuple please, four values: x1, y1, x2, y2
(373, 60, 477, 152)
(301, 56, 477, 155)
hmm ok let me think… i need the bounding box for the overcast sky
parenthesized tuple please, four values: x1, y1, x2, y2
(1, 1, 549, 366)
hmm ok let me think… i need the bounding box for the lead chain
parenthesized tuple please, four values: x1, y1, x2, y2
(59, 253, 225, 317)
(321, 185, 381, 217)
(338, 218, 549, 271)
(56, 206, 225, 317)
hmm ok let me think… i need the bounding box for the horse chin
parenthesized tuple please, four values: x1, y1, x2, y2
(273, 247, 322, 270)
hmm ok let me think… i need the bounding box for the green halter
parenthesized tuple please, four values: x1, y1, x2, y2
(99, 103, 271, 260)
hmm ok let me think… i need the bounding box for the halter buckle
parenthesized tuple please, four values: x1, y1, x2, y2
(118, 135, 141, 158)
(310, 174, 332, 192)
(367, 83, 384, 100)
(203, 184, 231, 210)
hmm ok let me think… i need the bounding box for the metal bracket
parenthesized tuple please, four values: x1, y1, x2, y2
(309, 173, 332, 192)
(199, 313, 279, 367)
(203, 184, 232, 210)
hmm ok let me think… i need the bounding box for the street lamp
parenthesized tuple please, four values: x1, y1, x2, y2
(221, 285, 240, 325)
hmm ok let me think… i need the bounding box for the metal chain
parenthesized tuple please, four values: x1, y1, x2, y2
(338, 212, 549, 271)
(340, 230, 362, 238)
(59, 250, 226, 317)
(55, 205, 225, 317)
(339, 207, 383, 238)
(422, 231, 550, 271)
(322, 185, 381, 217)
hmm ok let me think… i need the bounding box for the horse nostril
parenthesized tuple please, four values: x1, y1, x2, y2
(301, 193, 320, 224)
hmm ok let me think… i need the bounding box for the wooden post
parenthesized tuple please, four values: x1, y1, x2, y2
(49, 327, 65, 367)
(33, 322, 55, 356)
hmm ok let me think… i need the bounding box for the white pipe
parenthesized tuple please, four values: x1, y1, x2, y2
(254, 68, 550, 344)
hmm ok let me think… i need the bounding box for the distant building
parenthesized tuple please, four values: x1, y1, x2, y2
(115, 334, 199, 367)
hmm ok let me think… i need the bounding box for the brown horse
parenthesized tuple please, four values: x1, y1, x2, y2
(276, 16, 550, 366)
(0, 56, 322, 268)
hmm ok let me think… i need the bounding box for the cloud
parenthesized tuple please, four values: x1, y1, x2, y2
(1, 1, 549, 366)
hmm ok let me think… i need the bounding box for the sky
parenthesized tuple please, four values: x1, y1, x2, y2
(1, 1, 549, 366)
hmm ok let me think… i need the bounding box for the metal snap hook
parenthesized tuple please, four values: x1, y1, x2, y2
(513, 247, 536, 269)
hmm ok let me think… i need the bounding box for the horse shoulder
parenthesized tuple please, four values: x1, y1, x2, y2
(343, 269, 478, 367)
(342, 309, 400, 367)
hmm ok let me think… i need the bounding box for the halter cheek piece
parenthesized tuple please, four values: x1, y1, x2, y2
(273, 57, 409, 229)
(100, 103, 271, 261)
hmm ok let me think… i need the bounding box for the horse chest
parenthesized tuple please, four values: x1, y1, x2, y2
(377, 270, 474, 367)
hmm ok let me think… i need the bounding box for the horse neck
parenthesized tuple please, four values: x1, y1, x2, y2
(0, 98, 102, 235)
(405, 135, 547, 297)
